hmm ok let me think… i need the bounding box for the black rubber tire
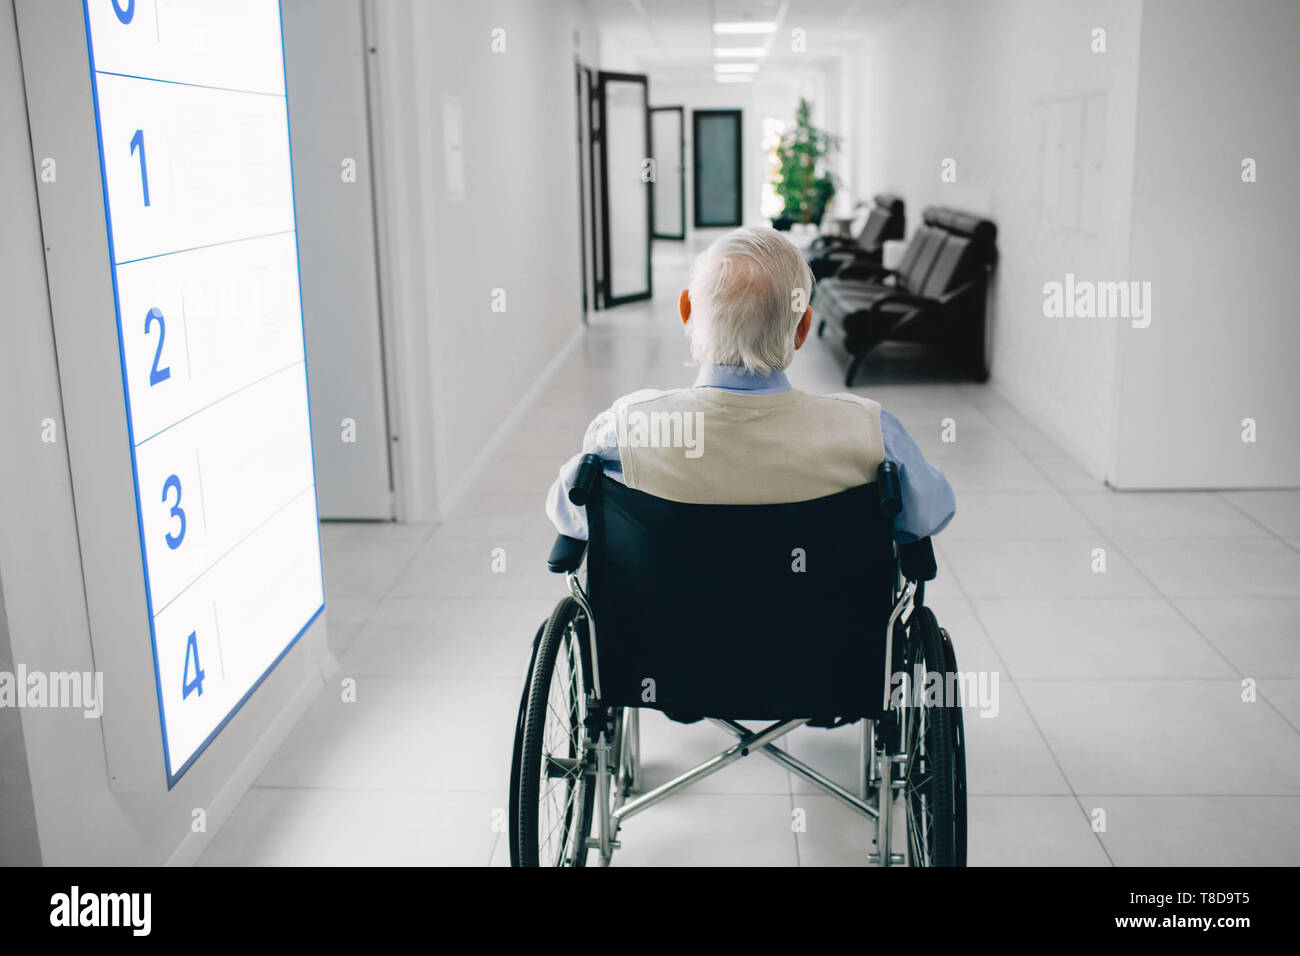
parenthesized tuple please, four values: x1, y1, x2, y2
(941, 625, 969, 866)
(901, 606, 965, 866)
(515, 598, 595, 867)
(507, 621, 546, 867)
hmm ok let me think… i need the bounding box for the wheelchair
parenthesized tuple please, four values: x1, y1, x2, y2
(508, 455, 967, 866)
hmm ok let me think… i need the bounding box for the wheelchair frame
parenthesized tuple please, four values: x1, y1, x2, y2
(564, 564, 923, 866)
(512, 459, 965, 867)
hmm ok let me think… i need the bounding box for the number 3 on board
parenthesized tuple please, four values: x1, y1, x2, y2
(182, 630, 206, 699)
(162, 474, 186, 550)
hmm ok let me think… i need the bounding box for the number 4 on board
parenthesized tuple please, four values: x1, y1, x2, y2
(182, 630, 206, 699)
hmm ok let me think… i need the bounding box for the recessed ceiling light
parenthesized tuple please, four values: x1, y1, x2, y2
(713, 46, 766, 57)
(713, 21, 776, 35)
(714, 62, 759, 73)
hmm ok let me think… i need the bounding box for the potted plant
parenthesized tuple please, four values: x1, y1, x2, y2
(770, 98, 841, 230)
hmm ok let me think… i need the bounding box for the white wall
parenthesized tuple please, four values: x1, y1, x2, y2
(1111, 0, 1300, 488)
(367, 0, 595, 521)
(850, 0, 1143, 478)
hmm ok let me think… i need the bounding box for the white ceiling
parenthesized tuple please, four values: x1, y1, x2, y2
(585, 0, 910, 70)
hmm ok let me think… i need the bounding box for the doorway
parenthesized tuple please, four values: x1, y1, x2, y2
(596, 71, 652, 306)
(693, 109, 743, 228)
(650, 106, 685, 240)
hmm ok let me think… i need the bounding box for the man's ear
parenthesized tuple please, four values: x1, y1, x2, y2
(679, 289, 691, 325)
(793, 307, 813, 350)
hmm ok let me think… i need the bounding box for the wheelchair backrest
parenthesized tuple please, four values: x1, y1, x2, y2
(585, 477, 897, 722)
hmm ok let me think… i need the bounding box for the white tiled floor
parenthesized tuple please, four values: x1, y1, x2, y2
(200, 236, 1300, 867)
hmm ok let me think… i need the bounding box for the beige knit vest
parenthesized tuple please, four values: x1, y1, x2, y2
(614, 386, 885, 505)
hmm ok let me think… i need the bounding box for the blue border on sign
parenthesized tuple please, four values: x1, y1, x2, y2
(81, 0, 326, 790)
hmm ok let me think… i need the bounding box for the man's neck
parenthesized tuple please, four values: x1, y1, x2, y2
(693, 364, 792, 394)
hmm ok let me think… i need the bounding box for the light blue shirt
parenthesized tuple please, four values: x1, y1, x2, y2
(545, 365, 955, 542)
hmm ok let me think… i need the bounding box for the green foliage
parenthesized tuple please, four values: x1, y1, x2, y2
(772, 98, 841, 224)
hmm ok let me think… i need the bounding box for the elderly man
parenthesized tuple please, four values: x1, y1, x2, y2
(546, 226, 954, 541)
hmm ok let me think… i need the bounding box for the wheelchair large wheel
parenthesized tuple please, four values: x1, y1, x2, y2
(900, 606, 967, 866)
(514, 598, 595, 867)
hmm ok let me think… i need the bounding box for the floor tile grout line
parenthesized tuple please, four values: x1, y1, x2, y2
(246, 782, 1300, 798)
(950, 384, 1126, 864)
(975, 406, 1300, 837)
(1029, 454, 1300, 735)
(972, 387, 1252, 680)
(1216, 490, 1300, 555)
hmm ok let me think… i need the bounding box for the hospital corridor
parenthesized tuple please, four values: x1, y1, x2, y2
(198, 237, 1300, 868)
(2, 0, 1299, 930)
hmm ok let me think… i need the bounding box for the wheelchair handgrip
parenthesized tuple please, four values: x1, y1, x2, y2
(568, 453, 604, 506)
(877, 460, 902, 518)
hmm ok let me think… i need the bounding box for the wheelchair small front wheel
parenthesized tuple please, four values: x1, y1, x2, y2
(899, 606, 967, 866)
(515, 597, 595, 867)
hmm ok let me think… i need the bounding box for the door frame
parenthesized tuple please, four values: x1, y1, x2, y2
(575, 61, 589, 317)
(596, 70, 652, 307)
(692, 108, 743, 228)
(650, 105, 685, 240)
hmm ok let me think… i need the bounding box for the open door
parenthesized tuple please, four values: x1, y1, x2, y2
(693, 109, 743, 228)
(596, 71, 651, 306)
(650, 106, 685, 240)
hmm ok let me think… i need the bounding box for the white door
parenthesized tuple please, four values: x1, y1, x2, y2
(282, 0, 393, 518)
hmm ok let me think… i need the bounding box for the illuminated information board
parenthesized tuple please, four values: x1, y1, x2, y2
(83, 0, 323, 786)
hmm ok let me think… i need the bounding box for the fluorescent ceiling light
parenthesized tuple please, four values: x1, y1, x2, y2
(713, 21, 775, 35)
(713, 46, 766, 57)
(715, 74, 756, 83)
(714, 62, 759, 73)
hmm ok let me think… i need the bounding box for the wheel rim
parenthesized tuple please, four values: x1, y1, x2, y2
(535, 618, 590, 866)
(902, 656, 935, 867)
(898, 610, 961, 867)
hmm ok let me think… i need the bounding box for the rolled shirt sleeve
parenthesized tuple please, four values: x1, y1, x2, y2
(880, 408, 956, 542)
(544, 406, 624, 541)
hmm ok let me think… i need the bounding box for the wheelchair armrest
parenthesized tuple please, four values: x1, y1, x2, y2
(547, 534, 588, 574)
(899, 537, 937, 582)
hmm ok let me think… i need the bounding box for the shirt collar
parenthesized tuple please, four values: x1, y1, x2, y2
(693, 364, 792, 394)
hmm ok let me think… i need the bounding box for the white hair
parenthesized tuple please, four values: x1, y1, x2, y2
(685, 226, 814, 375)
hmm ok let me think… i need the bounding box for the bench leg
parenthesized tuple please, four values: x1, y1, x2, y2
(845, 354, 864, 388)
